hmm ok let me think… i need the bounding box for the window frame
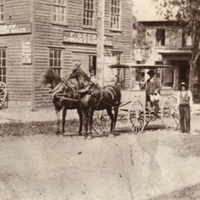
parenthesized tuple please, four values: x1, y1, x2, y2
(49, 48, 63, 77)
(110, 0, 121, 31)
(52, 0, 67, 25)
(0, 48, 6, 83)
(156, 29, 166, 47)
(0, 0, 4, 23)
(82, 0, 96, 28)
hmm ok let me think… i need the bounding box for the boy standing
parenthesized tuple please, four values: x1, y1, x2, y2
(177, 82, 193, 134)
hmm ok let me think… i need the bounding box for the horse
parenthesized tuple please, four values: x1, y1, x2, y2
(41, 68, 82, 135)
(66, 65, 121, 137)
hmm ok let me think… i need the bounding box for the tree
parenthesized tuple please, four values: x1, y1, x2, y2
(132, 16, 152, 63)
(157, 0, 200, 92)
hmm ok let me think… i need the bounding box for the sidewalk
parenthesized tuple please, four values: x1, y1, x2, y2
(0, 104, 200, 124)
(0, 107, 79, 124)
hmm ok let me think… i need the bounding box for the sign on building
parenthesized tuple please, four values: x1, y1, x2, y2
(0, 23, 31, 35)
(22, 41, 32, 64)
(63, 31, 113, 47)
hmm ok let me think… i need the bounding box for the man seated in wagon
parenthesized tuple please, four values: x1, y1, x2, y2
(146, 69, 161, 118)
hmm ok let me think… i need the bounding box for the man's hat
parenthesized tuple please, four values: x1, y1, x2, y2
(147, 69, 155, 76)
(180, 82, 187, 86)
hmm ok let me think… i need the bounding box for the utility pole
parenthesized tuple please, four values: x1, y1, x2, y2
(97, 0, 105, 87)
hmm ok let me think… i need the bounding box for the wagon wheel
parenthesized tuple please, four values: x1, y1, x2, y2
(0, 82, 8, 109)
(128, 100, 146, 134)
(93, 111, 110, 135)
(161, 95, 179, 131)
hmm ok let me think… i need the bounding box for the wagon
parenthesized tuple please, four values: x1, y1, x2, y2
(0, 81, 8, 109)
(93, 64, 179, 135)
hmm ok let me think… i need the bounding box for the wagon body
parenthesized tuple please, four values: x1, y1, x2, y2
(106, 63, 180, 134)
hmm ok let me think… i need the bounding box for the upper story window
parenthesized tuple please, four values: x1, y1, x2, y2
(111, 0, 121, 30)
(182, 32, 192, 47)
(156, 29, 165, 46)
(83, 0, 95, 27)
(49, 49, 62, 76)
(0, 0, 4, 22)
(52, 0, 66, 24)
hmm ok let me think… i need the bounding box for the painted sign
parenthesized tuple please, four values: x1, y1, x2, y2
(0, 23, 31, 35)
(22, 41, 31, 64)
(63, 31, 113, 46)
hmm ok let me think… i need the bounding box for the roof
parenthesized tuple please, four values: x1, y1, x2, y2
(108, 64, 174, 69)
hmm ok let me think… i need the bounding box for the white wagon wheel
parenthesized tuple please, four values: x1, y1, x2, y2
(128, 100, 146, 134)
(93, 111, 110, 135)
(0, 82, 7, 109)
(161, 95, 179, 131)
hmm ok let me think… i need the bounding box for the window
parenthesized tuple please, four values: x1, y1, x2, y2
(112, 52, 121, 64)
(182, 32, 192, 47)
(83, 0, 95, 27)
(0, 49, 6, 83)
(52, 0, 66, 24)
(111, 0, 121, 30)
(89, 55, 96, 75)
(162, 68, 174, 89)
(0, 0, 4, 22)
(49, 49, 62, 76)
(156, 29, 165, 46)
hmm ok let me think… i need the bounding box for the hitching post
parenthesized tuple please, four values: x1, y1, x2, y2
(97, 0, 105, 87)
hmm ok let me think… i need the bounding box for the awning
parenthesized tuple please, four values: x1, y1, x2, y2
(108, 64, 174, 69)
(159, 50, 191, 61)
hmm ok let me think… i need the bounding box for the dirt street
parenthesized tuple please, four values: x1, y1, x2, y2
(0, 115, 200, 200)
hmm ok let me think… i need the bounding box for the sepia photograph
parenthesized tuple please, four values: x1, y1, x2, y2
(0, 0, 200, 199)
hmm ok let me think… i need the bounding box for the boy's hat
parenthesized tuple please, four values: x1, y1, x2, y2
(180, 82, 187, 86)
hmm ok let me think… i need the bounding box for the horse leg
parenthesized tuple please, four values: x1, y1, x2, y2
(106, 107, 114, 134)
(55, 109, 61, 135)
(62, 107, 67, 134)
(77, 108, 83, 136)
(113, 107, 119, 133)
(89, 108, 94, 135)
(82, 109, 89, 137)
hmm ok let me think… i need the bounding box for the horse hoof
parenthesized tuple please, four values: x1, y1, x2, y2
(87, 135, 93, 140)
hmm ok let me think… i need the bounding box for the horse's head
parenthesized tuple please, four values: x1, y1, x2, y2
(67, 63, 82, 80)
(68, 63, 91, 83)
(41, 68, 61, 88)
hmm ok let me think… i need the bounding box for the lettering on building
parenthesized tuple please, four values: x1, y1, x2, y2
(63, 31, 113, 46)
(0, 23, 31, 35)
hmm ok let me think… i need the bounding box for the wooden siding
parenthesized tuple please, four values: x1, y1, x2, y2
(34, 0, 133, 107)
(0, 0, 32, 105)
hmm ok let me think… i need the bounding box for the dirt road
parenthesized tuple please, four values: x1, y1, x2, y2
(0, 116, 200, 200)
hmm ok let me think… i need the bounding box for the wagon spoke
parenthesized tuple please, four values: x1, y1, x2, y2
(129, 100, 146, 134)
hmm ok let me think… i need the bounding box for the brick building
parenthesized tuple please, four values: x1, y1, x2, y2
(0, 0, 133, 109)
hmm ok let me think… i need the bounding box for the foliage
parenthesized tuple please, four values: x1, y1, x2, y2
(132, 16, 152, 62)
(156, 0, 200, 90)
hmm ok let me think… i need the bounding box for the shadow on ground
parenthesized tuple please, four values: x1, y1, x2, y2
(149, 182, 200, 200)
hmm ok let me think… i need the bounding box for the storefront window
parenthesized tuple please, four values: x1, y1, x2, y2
(83, 0, 95, 27)
(49, 49, 62, 76)
(52, 0, 66, 24)
(161, 68, 174, 89)
(89, 55, 96, 75)
(111, 0, 121, 30)
(0, 49, 6, 83)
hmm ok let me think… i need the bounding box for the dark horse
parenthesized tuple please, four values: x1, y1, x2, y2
(66, 65, 121, 137)
(42, 68, 82, 135)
